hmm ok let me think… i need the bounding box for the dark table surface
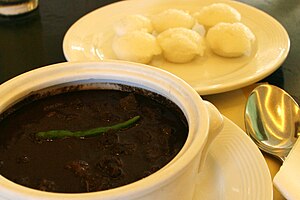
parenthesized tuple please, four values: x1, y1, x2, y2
(0, 0, 299, 101)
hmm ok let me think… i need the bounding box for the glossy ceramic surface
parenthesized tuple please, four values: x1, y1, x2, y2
(63, 0, 290, 95)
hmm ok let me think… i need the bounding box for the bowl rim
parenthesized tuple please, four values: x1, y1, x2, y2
(0, 61, 209, 199)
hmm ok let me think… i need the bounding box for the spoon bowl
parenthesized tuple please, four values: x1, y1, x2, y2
(245, 84, 300, 162)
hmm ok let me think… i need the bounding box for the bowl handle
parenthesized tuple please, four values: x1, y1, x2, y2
(198, 101, 224, 173)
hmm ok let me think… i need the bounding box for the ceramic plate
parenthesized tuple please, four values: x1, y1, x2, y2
(63, 0, 290, 95)
(193, 116, 273, 200)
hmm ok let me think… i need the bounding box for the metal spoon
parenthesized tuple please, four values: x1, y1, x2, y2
(244, 84, 300, 162)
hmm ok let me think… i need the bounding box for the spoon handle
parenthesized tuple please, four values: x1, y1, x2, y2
(278, 149, 292, 162)
(278, 155, 286, 163)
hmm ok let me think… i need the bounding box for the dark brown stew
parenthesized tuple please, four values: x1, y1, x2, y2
(0, 88, 188, 193)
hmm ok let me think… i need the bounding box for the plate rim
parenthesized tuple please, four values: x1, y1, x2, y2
(63, 0, 290, 95)
(194, 115, 273, 199)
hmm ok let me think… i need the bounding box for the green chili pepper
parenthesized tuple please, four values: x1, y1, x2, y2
(35, 115, 140, 140)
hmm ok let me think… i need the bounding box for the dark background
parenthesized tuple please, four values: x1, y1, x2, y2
(0, 0, 299, 102)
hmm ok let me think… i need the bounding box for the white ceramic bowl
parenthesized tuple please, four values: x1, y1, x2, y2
(0, 61, 223, 200)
